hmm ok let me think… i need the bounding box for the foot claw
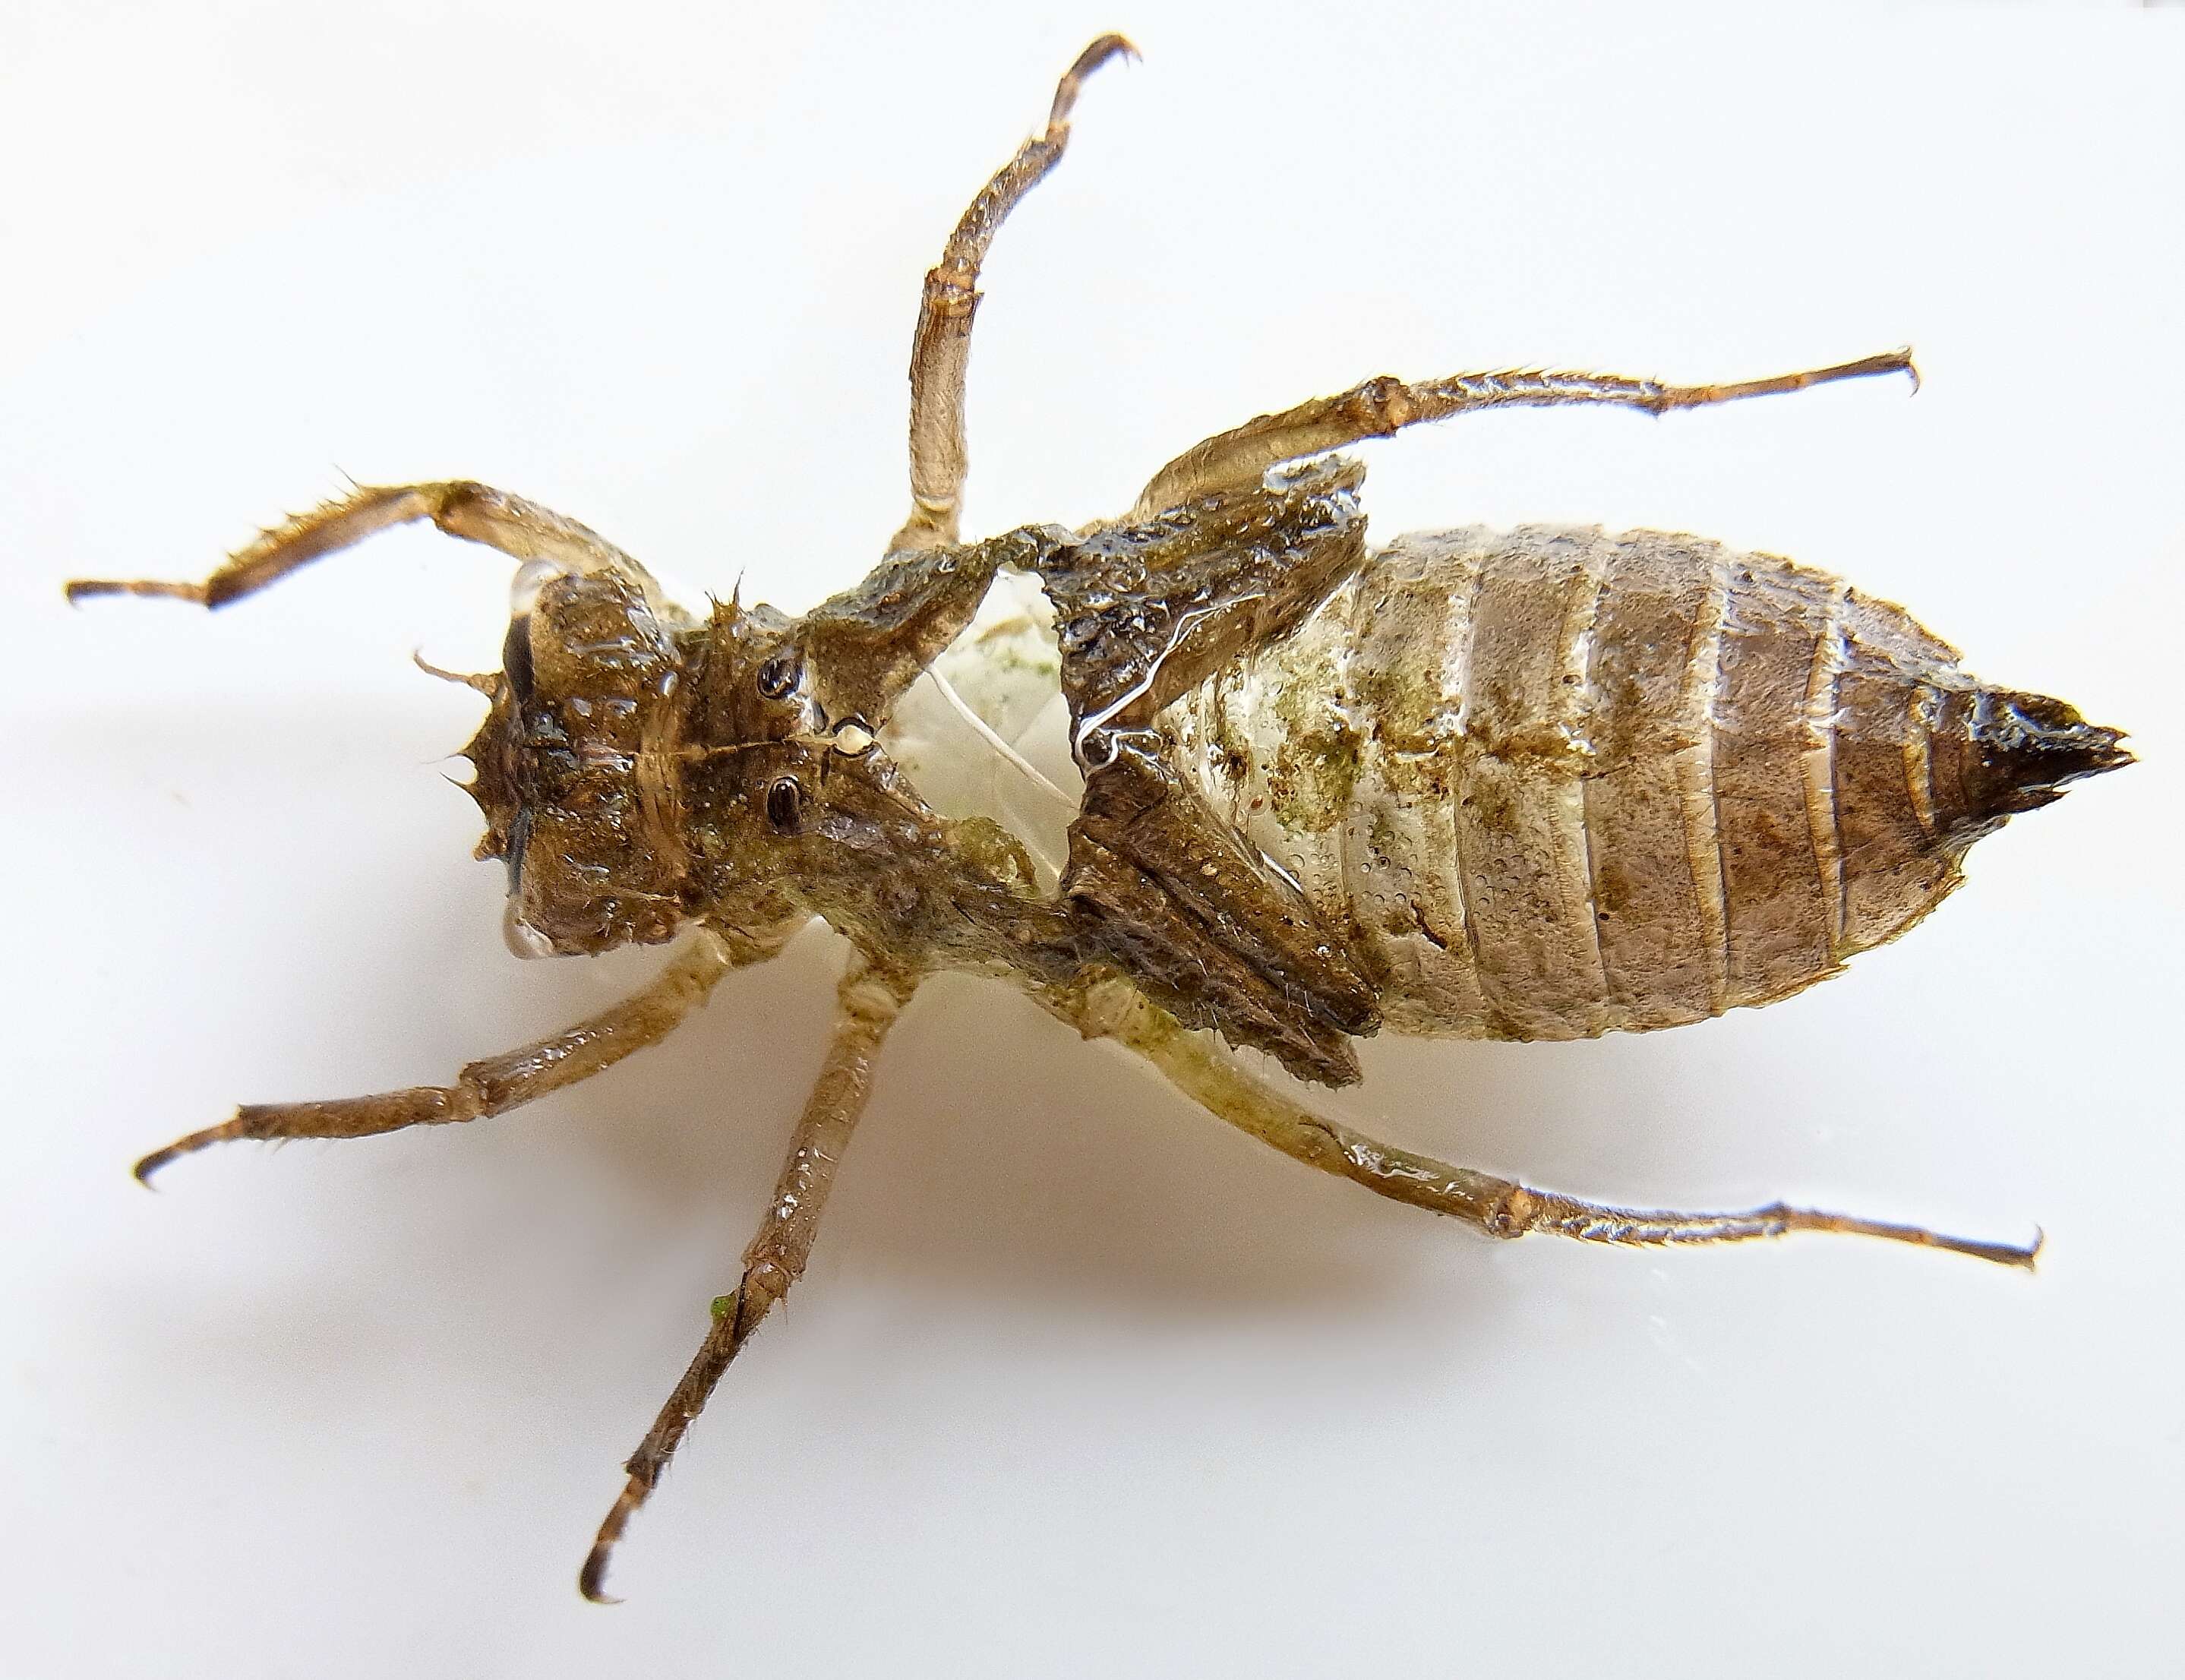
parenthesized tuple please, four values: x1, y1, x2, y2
(580, 1477, 646, 1604)
(578, 1543, 622, 1606)
(132, 1117, 243, 1186)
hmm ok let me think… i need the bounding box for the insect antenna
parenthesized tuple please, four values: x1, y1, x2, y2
(412, 649, 500, 694)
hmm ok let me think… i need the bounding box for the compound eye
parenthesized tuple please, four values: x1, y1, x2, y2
(765, 777, 804, 832)
(504, 805, 533, 890)
(502, 615, 536, 706)
(755, 653, 800, 700)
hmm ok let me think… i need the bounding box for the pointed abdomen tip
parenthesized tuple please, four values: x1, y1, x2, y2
(1964, 690, 2131, 823)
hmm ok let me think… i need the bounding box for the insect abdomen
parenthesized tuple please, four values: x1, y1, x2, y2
(1164, 526, 2123, 1042)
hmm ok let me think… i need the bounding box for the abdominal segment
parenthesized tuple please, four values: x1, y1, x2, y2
(1164, 525, 2109, 1042)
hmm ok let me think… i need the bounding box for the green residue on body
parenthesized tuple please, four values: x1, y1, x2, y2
(1268, 674, 1362, 832)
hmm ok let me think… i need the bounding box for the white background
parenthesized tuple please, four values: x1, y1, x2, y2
(4, 4, 2180, 1676)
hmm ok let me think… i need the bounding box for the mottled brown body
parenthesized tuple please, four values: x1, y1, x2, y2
(1165, 526, 2108, 1041)
(65, 36, 2128, 1603)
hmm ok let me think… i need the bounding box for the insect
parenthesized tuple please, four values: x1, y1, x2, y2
(67, 35, 2128, 1602)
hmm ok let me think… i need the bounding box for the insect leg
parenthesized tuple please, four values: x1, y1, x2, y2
(579, 956, 915, 1603)
(1132, 349, 1918, 518)
(65, 481, 669, 610)
(132, 925, 791, 1183)
(888, 33, 1134, 555)
(1056, 977, 2039, 1270)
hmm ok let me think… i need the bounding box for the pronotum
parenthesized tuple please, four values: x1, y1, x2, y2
(66, 36, 2128, 1599)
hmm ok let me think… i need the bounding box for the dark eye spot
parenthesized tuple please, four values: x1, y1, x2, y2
(504, 805, 532, 889)
(756, 653, 799, 700)
(502, 616, 535, 706)
(765, 777, 804, 832)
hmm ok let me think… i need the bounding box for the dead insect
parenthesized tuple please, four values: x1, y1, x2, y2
(68, 34, 2130, 1601)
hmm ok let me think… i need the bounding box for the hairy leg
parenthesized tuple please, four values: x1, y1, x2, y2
(888, 34, 1133, 555)
(134, 925, 792, 1183)
(1053, 977, 2038, 1268)
(1132, 349, 1918, 519)
(66, 480, 671, 611)
(580, 955, 917, 1603)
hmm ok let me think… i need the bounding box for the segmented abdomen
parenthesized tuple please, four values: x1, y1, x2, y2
(1161, 526, 1988, 1041)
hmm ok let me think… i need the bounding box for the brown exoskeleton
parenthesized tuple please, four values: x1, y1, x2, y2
(68, 36, 2130, 1600)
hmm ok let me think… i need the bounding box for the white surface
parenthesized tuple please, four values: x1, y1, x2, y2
(4, 5, 2180, 1676)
